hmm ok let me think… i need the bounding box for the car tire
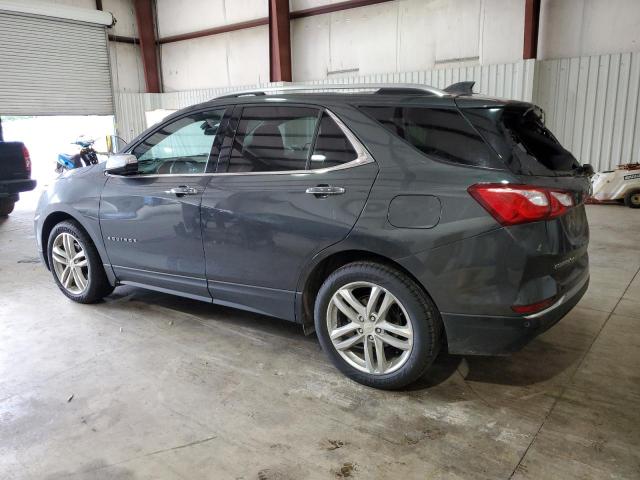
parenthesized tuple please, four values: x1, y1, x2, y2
(314, 261, 442, 390)
(623, 189, 640, 208)
(47, 220, 114, 303)
(0, 199, 15, 217)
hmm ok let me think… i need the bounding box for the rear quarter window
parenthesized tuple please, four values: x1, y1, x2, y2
(462, 107, 580, 175)
(359, 105, 502, 169)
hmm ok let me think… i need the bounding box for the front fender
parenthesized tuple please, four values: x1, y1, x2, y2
(35, 166, 116, 285)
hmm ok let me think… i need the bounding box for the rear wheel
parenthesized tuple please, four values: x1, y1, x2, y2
(314, 261, 441, 390)
(47, 220, 114, 303)
(0, 198, 15, 217)
(624, 189, 640, 208)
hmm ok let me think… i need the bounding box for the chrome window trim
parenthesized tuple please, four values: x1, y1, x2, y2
(105, 107, 375, 179)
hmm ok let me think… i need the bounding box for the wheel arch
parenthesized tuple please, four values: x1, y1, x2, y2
(298, 249, 440, 333)
(41, 211, 76, 269)
(40, 210, 116, 286)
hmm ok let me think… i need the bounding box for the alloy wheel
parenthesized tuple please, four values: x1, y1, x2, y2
(326, 281, 414, 375)
(51, 232, 89, 295)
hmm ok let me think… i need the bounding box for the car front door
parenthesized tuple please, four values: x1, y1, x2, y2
(201, 105, 378, 320)
(99, 108, 227, 301)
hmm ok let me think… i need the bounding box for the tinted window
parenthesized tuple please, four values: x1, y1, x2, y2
(359, 106, 498, 168)
(310, 113, 358, 169)
(132, 109, 225, 175)
(463, 107, 579, 175)
(228, 106, 319, 173)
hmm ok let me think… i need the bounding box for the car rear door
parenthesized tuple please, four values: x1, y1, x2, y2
(201, 104, 378, 320)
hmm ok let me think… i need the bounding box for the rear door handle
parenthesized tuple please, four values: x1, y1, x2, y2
(305, 186, 345, 197)
(167, 185, 199, 197)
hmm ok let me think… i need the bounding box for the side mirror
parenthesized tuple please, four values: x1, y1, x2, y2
(106, 154, 138, 175)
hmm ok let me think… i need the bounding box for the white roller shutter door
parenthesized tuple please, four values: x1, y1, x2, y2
(0, 4, 114, 116)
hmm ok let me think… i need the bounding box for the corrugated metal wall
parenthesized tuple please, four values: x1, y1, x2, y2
(533, 52, 640, 171)
(115, 53, 640, 172)
(114, 93, 145, 142)
(114, 60, 535, 142)
(305, 60, 536, 103)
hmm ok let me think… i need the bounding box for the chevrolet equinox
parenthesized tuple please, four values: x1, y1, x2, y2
(35, 83, 591, 389)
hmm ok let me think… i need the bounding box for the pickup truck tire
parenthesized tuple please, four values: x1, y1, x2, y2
(47, 220, 114, 303)
(0, 198, 15, 217)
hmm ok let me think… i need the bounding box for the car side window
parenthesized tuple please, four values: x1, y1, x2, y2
(309, 113, 358, 169)
(228, 106, 319, 173)
(359, 105, 496, 168)
(131, 109, 225, 175)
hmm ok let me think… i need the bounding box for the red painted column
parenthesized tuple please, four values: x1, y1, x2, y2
(269, 0, 292, 82)
(134, 0, 161, 93)
(523, 0, 541, 59)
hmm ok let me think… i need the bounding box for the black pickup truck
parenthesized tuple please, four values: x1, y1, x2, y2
(0, 141, 36, 216)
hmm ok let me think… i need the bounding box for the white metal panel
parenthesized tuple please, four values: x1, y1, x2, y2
(114, 93, 145, 143)
(115, 60, 535, 141)
(0, 11, 113, 115)
(534, 51, 640, 171)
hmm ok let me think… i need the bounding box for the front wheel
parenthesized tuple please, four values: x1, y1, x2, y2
(624, 189, 640, 208)
(47, 220, 114, 303)
(314, 262, 442, 390)
(0, 198, 15, 217)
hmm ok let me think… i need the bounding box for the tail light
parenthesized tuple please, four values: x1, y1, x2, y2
(22, 144, 31, 175)
(511, 296, 557, 314)
(468, 184, 574, 226)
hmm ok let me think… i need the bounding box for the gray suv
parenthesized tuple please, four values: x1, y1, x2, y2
(35, 83, 591, 389)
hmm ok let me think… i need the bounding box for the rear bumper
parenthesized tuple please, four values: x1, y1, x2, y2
(0, 179, 36, 196)
(442, 274, 589, 355)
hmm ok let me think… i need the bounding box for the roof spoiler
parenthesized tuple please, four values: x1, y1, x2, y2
(444, 81, 475, 95)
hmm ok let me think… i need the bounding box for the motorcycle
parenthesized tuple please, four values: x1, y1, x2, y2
(56, 137, 99, 173)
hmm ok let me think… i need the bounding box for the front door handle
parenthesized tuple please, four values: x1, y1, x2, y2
(167, 185, 199, 197)
(305, 185, 346, 197)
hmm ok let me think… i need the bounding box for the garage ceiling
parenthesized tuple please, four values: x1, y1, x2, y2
(0, 1, 114, 116)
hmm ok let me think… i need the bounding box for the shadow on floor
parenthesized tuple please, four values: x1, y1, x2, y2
(103, 285, 585, 391)
(45, 460, 135, 480)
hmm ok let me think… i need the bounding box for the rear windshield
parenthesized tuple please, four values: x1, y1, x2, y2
(462, 106, 580, 176)
(359, 106, 502, 169)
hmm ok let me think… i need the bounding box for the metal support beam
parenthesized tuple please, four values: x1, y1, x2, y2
(133, 0, 161, 93)
(523, 0, 541, 59)
(290, 0, 393, 19)
(157, 0, 395, 45)
(269, 0, 292, 82)
(159, 18, 268, 44)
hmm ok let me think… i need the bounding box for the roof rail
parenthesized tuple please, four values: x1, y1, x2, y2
(214, 83, 448, 99)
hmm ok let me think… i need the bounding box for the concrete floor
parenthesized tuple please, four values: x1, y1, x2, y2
(1, 202, 639, 480)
